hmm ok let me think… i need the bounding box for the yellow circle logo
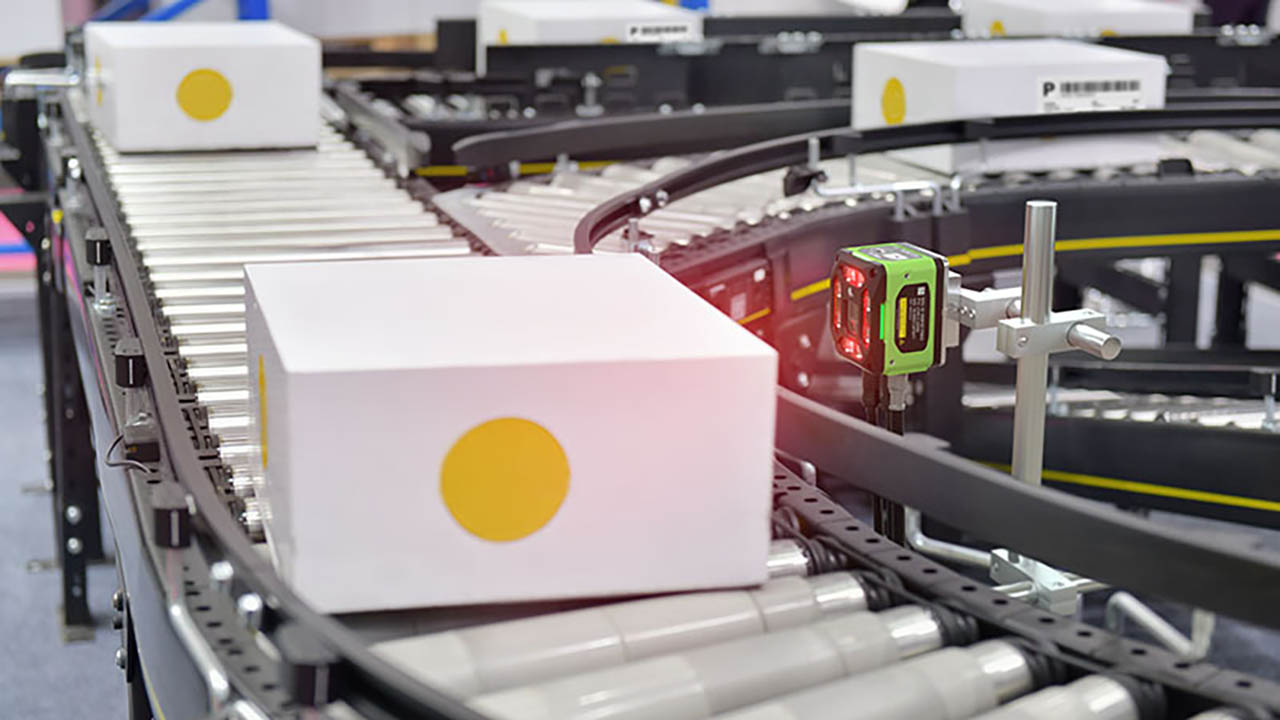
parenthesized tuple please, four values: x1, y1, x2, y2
(176, 68, 233, 122)
(881, 77, 906, 126)
(440, 418, 570, 542)
(990, 20, 1007, 36)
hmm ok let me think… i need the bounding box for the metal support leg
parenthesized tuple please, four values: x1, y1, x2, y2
(1213, 271, 1246, 347)
(1165, 256, 1201, 345)
(1105, 592, 1215, 660)
(47, 228, 104, 639)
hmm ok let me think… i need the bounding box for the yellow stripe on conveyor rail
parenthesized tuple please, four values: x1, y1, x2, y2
(947, 229, 1280, 267)
(985, 463, 1280, 514)
(789, 229, 1280, 300)
(414, 160, 617, 178)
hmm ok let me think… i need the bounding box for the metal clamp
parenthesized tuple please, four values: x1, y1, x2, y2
(991, 549, 1105, 615)
(948, 283, 1022, 331)
(996, 309, 1113, 359)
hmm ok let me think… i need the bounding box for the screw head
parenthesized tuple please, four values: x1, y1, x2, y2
(66, 537, 83, 555)
(798, 334, 812, 350)
(115, 647, 127, 670)
(65, 505, 82, 525)
(209, 561, 234, 589)
(112, 590, 124, 611)
(796, 371, 811, 388)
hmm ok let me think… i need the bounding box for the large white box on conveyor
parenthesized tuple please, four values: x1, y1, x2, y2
(961, 0, 1195, 38)
(853, 39, 1170, 174)
(84, 21, 320, 152)
(245, 255, 778, 613)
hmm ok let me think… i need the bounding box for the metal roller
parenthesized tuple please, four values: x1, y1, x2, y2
(469, 605, 943, 720)
(92, 124, 476, 509)
(717, 640, 1035, 720)
(371, 573, 871, 698)
(969, 675, 1140, 720)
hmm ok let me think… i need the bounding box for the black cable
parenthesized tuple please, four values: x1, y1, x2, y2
(104, 433, 153, 474)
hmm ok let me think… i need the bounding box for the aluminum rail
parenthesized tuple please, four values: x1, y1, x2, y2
(571, 103, 1280, 254)
(774, 387, 1280, 628)
(451, 99, 851, 169)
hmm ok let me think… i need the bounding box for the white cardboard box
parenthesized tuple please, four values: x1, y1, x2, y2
(84, 21, 320, 152)
(890, 133, 1169, 174)
(853, 39, 1168, 131)
(245, 255, 777, 613)
(0, 0, 62, 61)
(855, 39, 1169, 172)
(477, 0, 703, 71)
(272, 0, 480, 39)
(961, 0, 1194, 38)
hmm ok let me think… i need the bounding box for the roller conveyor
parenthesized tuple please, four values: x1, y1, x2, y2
(468, 605, 949, 720)
(372, 572, 872, 697)
(15, 62, 1280, 718)
(90, 122, 475, 517)
(717, 640, 1038, 720)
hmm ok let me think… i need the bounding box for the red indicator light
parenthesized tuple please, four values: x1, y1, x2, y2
(839, 336, 865, 362)
(842, 265, 866, 289)
(861, 292, 871, 345)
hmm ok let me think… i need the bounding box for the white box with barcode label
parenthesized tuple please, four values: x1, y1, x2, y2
(854, 39, 1168, 173)
(245, 254, 777, 613)
(84, 21, 320, 152)
(478, 0, 701, 48)
(961, 0, 1194, 38)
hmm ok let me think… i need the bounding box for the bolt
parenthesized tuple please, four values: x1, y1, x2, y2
(66, 537, 82, 555)
(638, 196, 653, 214)
(65, 505, 82, 525)
(112, 589, 124, 611)
(798, 334, 812, 350)
(112, 613, 123, 630)
(115, 647, 127, 670)
(209, 561, 234, 591)
(655, 190, 669, 207)
(796, 371, 811, 389)
(237, 593, 264, 630)
(1018, 335, 1029, 347)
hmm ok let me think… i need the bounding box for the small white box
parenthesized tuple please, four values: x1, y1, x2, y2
(479, 0, 702, 50)
(0, 0, 62, 61)
(961, 0, 1194, 38)
(853, 39, 1168, 131)
(84, 21, 320, 152)
(890, 133, 1168, 174)
(271, 0, 480, 39)
(245, 255, 777, 613)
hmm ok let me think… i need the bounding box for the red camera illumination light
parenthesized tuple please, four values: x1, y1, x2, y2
(842, 265, 866, 289)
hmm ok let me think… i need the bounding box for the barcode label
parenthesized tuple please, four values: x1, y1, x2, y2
(1039, 77, 1146, 114)
(1059, 80, 1141, 95)
(624, 22, 698, 44)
